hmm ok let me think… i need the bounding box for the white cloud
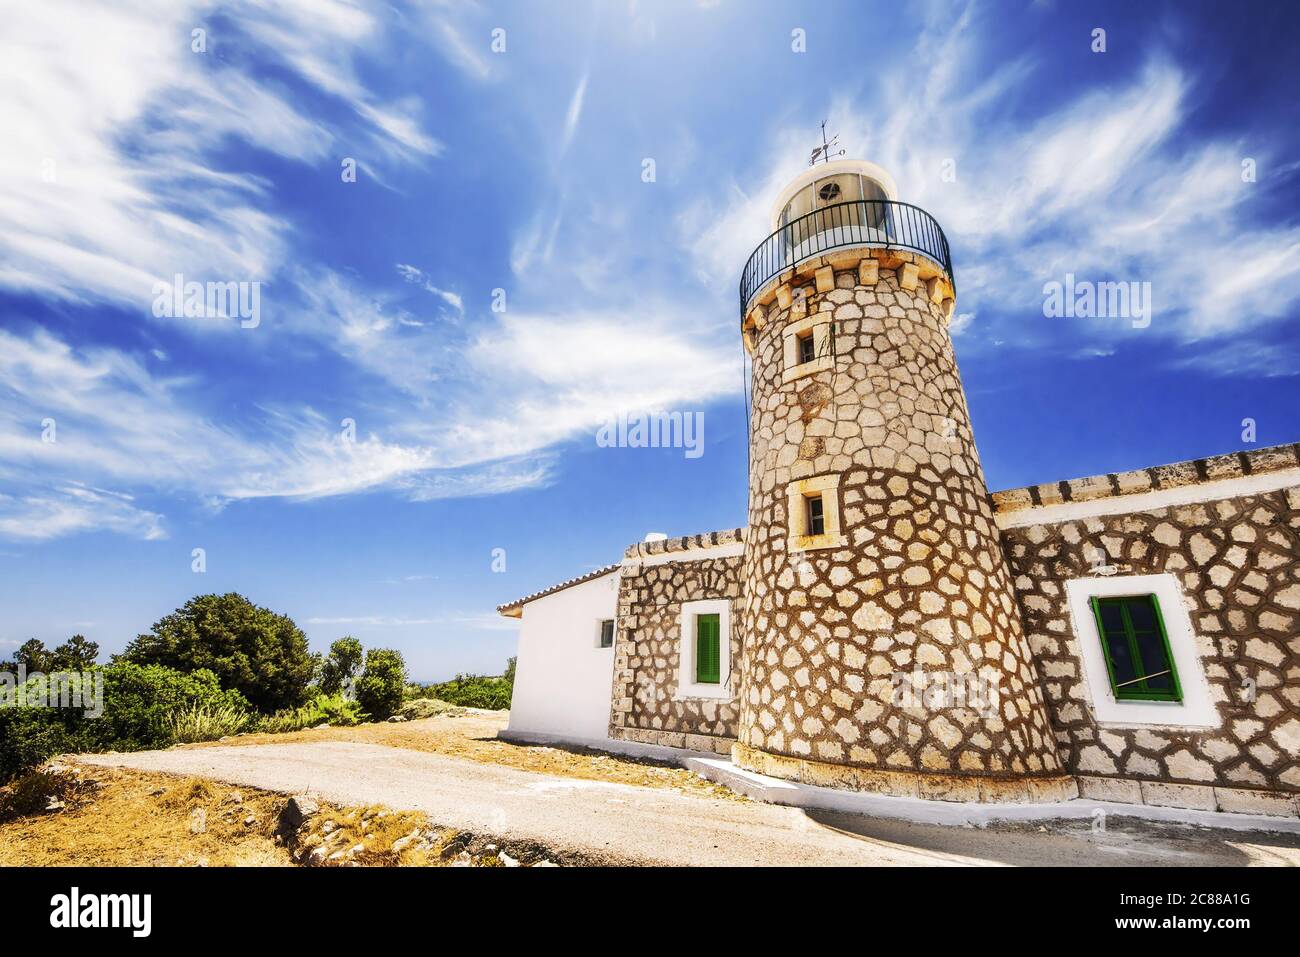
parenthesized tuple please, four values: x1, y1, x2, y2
(560, 69, 589, 155)
(0, 485, 165, 542)
(395, 263, 465, 313)
(0, 0, 439, 317)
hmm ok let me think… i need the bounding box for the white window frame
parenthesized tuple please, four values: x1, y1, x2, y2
(786, 473, 847, 552)
(675, 598, 732, 701)
(781, 313, 833, 383)
(1064, 574, 1219, 729)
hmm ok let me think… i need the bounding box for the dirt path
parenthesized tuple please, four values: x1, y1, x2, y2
(81, 740, 1300, 867)
(185, 712, 739, 801)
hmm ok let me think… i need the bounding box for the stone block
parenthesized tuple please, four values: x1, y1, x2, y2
(856, 767, 920, 798)
(1213, 786, 1297, 817)
(898, 262, 919, 290)
(776, 283, 792, 309)
(814, 265, 835, 293)
(1028, 776, 1080, 803)
(990, 487, 1033, 513)
(1139, 780, 1217, 811)
(918, 773, 982, 803)
(858, 258, 879, 284)
(1113, 469, 1153, 495)
(1036, 482, 1066, 506)
(925, 276, 943, 303)
(1069, 475, 1113, 503)
(1152, 461, 1199, 489)
(978, 778, 1032, 804)
(798, 758, 859, 790)
(1077, 775, 1143, 805)
(1248, 445, 1300, 473)
(1203, 453, 1244, 481)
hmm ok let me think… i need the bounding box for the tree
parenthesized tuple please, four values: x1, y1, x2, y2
(120, 593, 315, 713)
(318, 636, 364, 697)
(503, 655, 517, 687)
(14, 639, 54, 673)
(354, 648, 407, 719)
(51, 635, 99, 671)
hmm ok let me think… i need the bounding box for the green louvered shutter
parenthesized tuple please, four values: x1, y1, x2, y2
(696, 614, 721, 684)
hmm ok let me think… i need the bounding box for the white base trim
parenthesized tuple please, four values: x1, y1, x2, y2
(495, 731, 1300, 834)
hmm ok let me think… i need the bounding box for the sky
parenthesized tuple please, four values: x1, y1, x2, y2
(1, 0, 1298, 681)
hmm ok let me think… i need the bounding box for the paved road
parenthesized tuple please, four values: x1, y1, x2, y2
(81, 742, 1300, 867)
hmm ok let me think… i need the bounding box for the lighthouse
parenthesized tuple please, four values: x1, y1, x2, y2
(733, 157, 1071, 800)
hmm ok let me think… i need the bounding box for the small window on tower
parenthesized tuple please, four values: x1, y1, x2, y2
(598, 619, 615, 649)
(805, 494, 825, 536)
(798, 331, 816, 364)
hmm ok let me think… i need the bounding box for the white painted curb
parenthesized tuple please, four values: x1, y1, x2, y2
(498, 731, 1300, 835)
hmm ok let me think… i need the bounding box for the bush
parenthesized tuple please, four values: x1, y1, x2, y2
(354, 649, 407, 720)
(318, 637, 364, 698)
(257, 693, 366, 734)
(396, 698, 462, 721)
(119, 593, 316, 713)
(412, 674, 512, 711)
(165, 702, 252, 743)
(0, 663, 251, 782)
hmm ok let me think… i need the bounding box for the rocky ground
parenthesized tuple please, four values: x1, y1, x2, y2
(0, 763, 581, 867)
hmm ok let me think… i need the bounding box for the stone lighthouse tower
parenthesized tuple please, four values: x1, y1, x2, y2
(734, 158, 1071, 802)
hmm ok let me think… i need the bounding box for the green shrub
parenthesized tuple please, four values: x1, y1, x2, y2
(410, 674, 512, 711)
(257, 693, 365, 735)
(354, 649, 407, 719)
(0, 663, 252, 782)
(397, 697, 462, 721)
(165, 702, 252, 743)
(119, 593, 316, 713)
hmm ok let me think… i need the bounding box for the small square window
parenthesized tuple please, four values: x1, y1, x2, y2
(1089, 595, 1181, 702)
(805, 494, 825, 536)
(798, 331, 816, 365)
(598, 619, 615, 648)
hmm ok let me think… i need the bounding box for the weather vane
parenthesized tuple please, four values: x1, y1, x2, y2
(809, 120, 845, 167)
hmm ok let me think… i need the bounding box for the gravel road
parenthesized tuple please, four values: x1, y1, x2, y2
(80, 741, 1300, 866)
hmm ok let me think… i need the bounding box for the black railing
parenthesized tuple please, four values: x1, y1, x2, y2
(739, 199, 953, 316)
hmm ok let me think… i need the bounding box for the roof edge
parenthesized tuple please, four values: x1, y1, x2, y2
(990, 442, 1300, 515)
(495, 563, 621, 618)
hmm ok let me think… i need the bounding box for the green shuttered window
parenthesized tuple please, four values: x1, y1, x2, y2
(1089, 594, 1182, 702)
(695, 613, 721, 684)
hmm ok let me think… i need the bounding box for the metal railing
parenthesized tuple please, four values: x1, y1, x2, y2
(739, 199, 953, 316)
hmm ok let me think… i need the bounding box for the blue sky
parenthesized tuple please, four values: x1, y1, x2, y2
(2, 0, 1298, 680)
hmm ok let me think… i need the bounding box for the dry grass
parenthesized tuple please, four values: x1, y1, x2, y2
(0, 766, 292, 866)
(0, 766, 484, 867)
(295, 804, 446, 867)
(193, 712, 743, 802)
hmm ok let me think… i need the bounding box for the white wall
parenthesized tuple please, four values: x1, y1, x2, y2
(506, 570, 620, 742)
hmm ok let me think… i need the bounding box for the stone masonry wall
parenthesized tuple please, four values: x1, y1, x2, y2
(1002, 481, 1300, 811)
(608, 531, 745, 754)
(736, 251, 1065, 794)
